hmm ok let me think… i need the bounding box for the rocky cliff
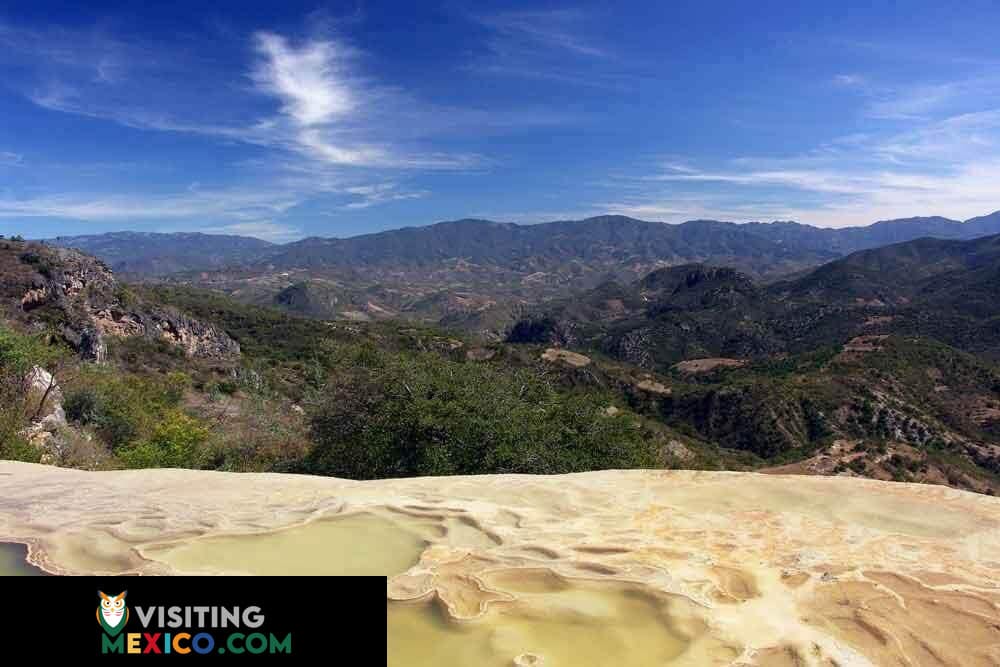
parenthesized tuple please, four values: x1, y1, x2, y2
(1, 239, 238, 360)
(1, 463, 996, 665)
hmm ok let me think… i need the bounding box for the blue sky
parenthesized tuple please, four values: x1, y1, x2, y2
(2, 1, 1000, 241)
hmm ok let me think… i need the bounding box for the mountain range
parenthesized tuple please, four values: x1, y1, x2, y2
(46, 231, 274, 276)
(48, 211, 1000, 279)
(742, 211, 1000, 254)
(508, 232, 1000, 367)
(40, 211, 1000, 329)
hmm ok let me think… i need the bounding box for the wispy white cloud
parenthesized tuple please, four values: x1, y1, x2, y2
(605, 167, 1000, 227)
(292, 127, 388, 167)
(866, 82, 963, 120)
(834, 37, 1000, 69)
(645, 165, 872, 196)
(3, 20, 548, 174)
(0, 187, 301, 223)
(252, 31, 356, 126)
(26, 81, 261, 140)
(833, 74, 864, 86)
(876, 109, 1000, 159)
(660, 162, 697, 174)
(477, 10, 607, 58)
(467, 9, 632, 90)
(603, 106, 1000, 227)
(0, 173, 434, 238)
(0, 20, 137, 85)
(1, 19, 565, 231)
(199, 221, 302, 242)
(832, 72, 1000, 121)
(342, 183, 428, 209)
(246, 33, 502, 169)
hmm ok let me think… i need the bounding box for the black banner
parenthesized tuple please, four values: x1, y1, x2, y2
(0, 576, 386, 662)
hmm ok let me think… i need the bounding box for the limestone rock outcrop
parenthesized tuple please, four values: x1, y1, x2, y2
(2, 241, 239, 360)
(22, 366, 64, 424)
(18, 366, 67, 462)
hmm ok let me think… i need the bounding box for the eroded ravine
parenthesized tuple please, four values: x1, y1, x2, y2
(1, 462, 998, 666)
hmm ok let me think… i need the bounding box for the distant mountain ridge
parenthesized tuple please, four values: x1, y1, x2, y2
(743, 212, 1000, 254)
(250, 215, 834, 280)
(45, 231, 274, 276)
(508, 232, 1000, 368)
(45, 210, 1000, 279)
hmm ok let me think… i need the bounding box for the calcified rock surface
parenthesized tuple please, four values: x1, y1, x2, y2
(1, 462, 999, 665)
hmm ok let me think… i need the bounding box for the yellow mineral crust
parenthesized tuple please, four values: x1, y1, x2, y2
(1, 462, 998, 665)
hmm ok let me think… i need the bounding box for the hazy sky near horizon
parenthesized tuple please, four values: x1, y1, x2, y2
(2, 1, 1000, 241)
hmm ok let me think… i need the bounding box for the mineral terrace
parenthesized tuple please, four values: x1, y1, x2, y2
(0, 462, 998, 665)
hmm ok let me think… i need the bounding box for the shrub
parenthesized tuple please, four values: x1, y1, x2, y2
(213, 379, 239, 396)
(56, 428, 115, 469)
(63, 382, 139, 449)
(64, 387, 99, 424)
(62, 368, 188, 450)
(164, 372, 192, 403)
(0, 327, 61, 376)
(0, 326, 63, 462)
(62, 368, 208, 469)
(302, 349, 656, 479)
(17, 251, 53, 277)
(207, 396, 311, 473)
(118, 412, 210, 468)
(0, 421, 40, 463)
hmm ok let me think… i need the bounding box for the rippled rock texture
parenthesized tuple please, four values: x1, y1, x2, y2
(0, 462, 997, 665)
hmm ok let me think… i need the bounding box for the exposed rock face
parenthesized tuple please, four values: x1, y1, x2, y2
(2, 241, 238, 360)
(150, 311, 240, 357)
(634, 377, 671, 395)
(92, 308, 144, 338)
(19, 287, 49, 310)
(78, 327, 107, 363)
(662, 438, 694, 461)
(672, 357, 746, 373)
(1, 463, 996, 665)
(18, 366, 67, 463)
(22, 366, 64, 423)
(466, 347, 497, 361)
(540, 347, 591, 368)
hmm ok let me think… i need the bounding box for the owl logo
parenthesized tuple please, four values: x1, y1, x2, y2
(96, 591, 129, 637)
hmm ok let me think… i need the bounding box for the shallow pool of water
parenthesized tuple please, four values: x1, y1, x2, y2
(0, 543, 47, 576)
(388, 577, 693, 667)
(143, 513, 427, 576)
